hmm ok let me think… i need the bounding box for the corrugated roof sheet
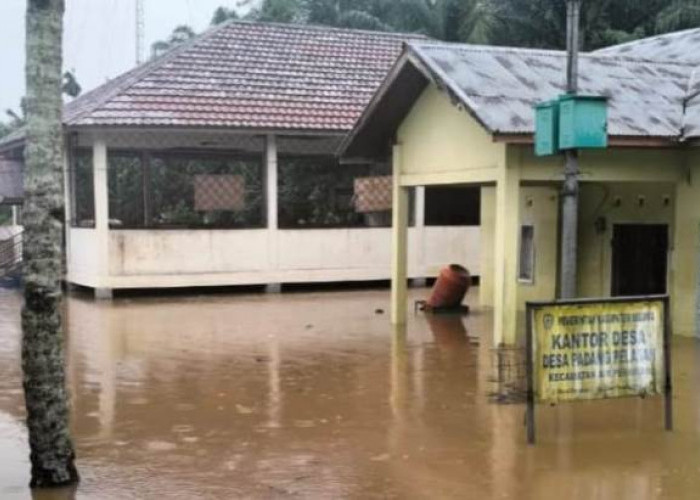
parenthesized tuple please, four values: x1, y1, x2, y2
(63, 21, 424, 131)
(407, 41, 695, 138)
(595, 28, 700, 64)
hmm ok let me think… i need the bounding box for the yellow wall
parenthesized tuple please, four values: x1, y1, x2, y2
(480, 185, 559, 309)
(517, 147, 684, 184)
(577, 182, 676, 299)
(397, 85, 504, 186)
(518, 186, 560, 306)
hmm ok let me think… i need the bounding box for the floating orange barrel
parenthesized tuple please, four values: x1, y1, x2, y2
(427, 264, 471, 309)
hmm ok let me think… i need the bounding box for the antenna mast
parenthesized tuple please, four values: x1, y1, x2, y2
(136, 0, 145, 64)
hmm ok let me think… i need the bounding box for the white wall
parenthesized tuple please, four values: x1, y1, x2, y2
(67, 228, 101, 287)
(93, 227, 481, 289)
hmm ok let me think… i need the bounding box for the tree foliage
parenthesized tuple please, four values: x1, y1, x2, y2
(239, 0, 700, 49)
(150, 25, 197, 59)
(211, 6, 239, 25)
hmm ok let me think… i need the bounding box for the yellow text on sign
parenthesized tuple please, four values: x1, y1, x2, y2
(533, 300, 664, 403)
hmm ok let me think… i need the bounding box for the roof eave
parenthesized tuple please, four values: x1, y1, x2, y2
(494, 132, 681, 148)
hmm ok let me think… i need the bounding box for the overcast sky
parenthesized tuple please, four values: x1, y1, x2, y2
(0, 0, 253, 116)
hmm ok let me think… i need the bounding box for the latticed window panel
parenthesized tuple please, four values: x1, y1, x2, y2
(353, 175, 392, 213)
(193, 174, 246, 212)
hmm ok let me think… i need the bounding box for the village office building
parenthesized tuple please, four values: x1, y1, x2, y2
(342, 29, 700, 344)
(0, 21, 481, 297)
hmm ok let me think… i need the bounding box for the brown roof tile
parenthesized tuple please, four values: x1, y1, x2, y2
(63, 21, 425, 132)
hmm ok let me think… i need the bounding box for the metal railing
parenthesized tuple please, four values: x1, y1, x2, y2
(0, 229, 22, 277)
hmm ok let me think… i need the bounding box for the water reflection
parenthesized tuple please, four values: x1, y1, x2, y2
(0, 288, 699, 498)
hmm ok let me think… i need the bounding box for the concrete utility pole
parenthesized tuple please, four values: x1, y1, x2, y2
(560, 0, 581, 299)
(136, 0, 145, 65)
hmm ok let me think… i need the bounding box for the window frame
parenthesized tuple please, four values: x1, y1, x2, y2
(518, 224, 536, 285)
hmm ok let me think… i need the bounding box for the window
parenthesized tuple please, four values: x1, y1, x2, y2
(425, 186, 480, 226)
(107, 151, 264, 229)
(109, 153, 144, 227)
(278, 156, 393, 228)
(69, 149, 95, 227)
(519, 225, 535, 283)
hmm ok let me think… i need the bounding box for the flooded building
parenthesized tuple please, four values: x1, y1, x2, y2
(342, 29, 700, 344)
(0, 21, 481, 297)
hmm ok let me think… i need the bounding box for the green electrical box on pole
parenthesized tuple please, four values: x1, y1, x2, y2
(534, 100, 559, 156)
(559, 95, 608, 149)
(534, 95, 608, 156)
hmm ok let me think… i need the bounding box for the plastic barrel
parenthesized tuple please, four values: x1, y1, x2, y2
(427, 264, 471, 309)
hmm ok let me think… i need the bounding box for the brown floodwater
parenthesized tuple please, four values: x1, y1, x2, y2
(1, 286, 700, 499)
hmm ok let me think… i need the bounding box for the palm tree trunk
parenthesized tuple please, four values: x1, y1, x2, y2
(22, 0, 79, 488)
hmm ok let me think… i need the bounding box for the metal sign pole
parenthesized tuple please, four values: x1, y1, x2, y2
(526, 304, 536, 444)
(663, 297, 674, 431)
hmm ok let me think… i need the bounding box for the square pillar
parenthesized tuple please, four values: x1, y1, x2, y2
(391, 145, 410, 324)
(412, 186, 427, 286)
(93, 137, 111, 299)
(266, 134, 280, 284)
(493, 160, 520, 345)
(266, 134, 278, 231)
(672, 163, 700, 337)
(479, 186, 495, 308)
(61, 141, 71, 280)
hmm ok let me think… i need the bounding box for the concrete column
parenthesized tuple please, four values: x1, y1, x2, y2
(672, 162, 700, 337)
(412, 186, 427, 287)
(266, 134, 279, 231)
(265, 134, 281, 293)
(62, 141, 71, 283)
(493, 155, 520, 345)
(479, 187, 495, 308)
(11, 205, 19, 227)
(93, 138, 112, 300)
(391, 144, 410, 325)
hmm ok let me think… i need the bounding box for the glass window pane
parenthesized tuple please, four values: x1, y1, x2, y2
(109, 152, 144, 228)
(70, 149, 95, 228)
(519, 225, 535, 283)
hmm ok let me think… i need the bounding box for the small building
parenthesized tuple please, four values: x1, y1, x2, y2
(0, 21, 481, 296)
(341, 29, 700, 343)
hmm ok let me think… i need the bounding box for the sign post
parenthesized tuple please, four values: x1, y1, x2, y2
(526, 296, 672, 444)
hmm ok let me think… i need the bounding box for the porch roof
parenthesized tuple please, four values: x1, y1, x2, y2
(341, 40, 699, 160)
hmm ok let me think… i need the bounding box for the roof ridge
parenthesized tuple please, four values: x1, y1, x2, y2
(408, 40, 698, 67)
(222, 19, 429, 39)
(595, 27, 700, 54)
(64, 18, 234, 126)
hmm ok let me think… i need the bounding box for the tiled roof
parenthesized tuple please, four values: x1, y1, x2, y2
(63, 21, 425, 131)
(407, 41, 695, 137)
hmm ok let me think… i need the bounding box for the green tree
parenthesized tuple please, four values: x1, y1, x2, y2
(150, 24, 196, 58)
(656, 1, 700, 33)
(253, 0, 305, 23)
(62, 70, 81, 98)
(23, 0, 79, 488)
(488, 0, 671, 50)
(211, 6, 239, 25)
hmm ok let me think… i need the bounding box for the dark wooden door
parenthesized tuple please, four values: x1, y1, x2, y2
(611, 224, 669, 297)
